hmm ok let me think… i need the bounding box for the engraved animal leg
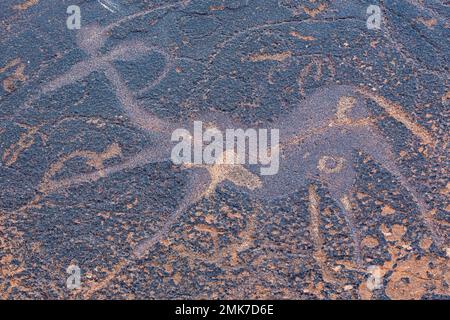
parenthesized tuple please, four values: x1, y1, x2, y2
(133, 166, 212, 258)
(316, 153, 363, 265)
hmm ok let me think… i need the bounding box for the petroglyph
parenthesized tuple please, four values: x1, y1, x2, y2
(2, 124, 43, 166)
(279, 0, 329, 17)
(0, 58, 27, 93)
(308, 185, 337, 283)
(356, 89, 436, 148)
(12, 0, 38, 11)
(248, 51, 292, 63)
(3, 2, 446, 295)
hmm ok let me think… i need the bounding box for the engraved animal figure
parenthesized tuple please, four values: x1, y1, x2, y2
(13, 14, 444, 263)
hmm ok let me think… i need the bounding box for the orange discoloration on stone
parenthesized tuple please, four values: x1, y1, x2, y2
(209, 5, 224, 11)
(356, 221, 450, 300)
(13, 0, 39, 10)
(440, 182, 450, 196)
(248, 51, 292, 62)
(126, 197, 138, 209)
(204, 213, 217, 223)
(358, 233, 449, 300)
(289, 31, 316, 41)
(302, 3, 327, 17)
(361, 236, 379, 248)
(2, 125, 42, 166)
(385, 254, 449, 300)
(0, 58, 27, 92)
(381, 205, 396, 216)
(381, 224, 407, 242)
(419, 238, 433, 250)
(0, 213, 29, 298)
(417, 17, 437, 28)
(340, 195, 353, 212)
(172, 272, 182, 285)
(358, 281, 373, 300)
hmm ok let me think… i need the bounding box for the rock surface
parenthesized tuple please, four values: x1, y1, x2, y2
(0, 0, 448, 299)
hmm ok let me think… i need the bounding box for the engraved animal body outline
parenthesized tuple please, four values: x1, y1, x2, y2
(8, 2, 444, 265)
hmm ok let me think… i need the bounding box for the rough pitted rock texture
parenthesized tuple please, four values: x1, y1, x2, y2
(0, 0, 448, 299)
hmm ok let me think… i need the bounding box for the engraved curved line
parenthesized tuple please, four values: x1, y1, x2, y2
(357, 88, 435, 148)
(42, 40, 175, 132)
(100, 0, 192, 35)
